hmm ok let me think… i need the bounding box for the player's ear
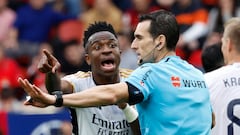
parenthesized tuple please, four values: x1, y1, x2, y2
(85, 54, 91, 65)
(228, 38, 234, 52)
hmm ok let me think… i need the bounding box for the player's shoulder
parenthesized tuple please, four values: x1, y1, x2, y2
(71, 71, 92, 78)
(204, 65, 229, 77)
(119, 68, 133, 78)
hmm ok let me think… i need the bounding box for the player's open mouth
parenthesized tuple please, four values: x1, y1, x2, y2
(101, 59, 115, 70)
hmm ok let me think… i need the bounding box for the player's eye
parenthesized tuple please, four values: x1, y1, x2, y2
(109, 43, 117, 48)
(93, 44, 101, 50)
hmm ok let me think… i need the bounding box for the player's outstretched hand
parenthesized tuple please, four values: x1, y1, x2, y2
(38, 49, 61, 73)
(18, 77, 55, 108)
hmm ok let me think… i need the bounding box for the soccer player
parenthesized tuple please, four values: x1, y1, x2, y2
(204, 17, 240, 135)
(34, 21, 140, 135)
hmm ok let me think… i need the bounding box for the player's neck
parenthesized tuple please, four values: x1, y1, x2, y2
(93, 72, 120, 85)
(227, 55, 240, 65)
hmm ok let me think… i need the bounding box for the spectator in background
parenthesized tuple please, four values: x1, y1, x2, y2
(0, 0, 16, 49)
(203, 30, 223, 49)
(112, 0, 132, 12)
(0, 45, 27, 112)
(122, 0, 160, 33)
(201, 43, 224, 73)
(60, 40, 90, 75)
(49, 0, 83, 17)
(0, 87, 22, 112)
(8, 0, 76, 58)
(155, 0, 175, 9)
(64, 0, 83, 16)
(208, 0, 240, 34)
(117, 32, 138, 70)
(49, 0, 66, 13)
(7, 0, 27, 11)
(170, 0, 209, 69)
(201, 0, 218, 10)
(204, 0, 240, 48)
(49, 19, 85, 74)
(51, 19, 84, 52)
(80, 0, 123, 33)
(0, 45, 24, 94)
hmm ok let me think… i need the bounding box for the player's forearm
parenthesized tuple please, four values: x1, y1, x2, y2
(121, 104, 141, 135)
(129, 119, 141, 135)
(45, 72, 61, 94)
(61, 83, 129, 108)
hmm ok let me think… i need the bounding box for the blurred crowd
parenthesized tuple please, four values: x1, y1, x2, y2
(0, 0, 239, 116)
(0, 0, 239, 134)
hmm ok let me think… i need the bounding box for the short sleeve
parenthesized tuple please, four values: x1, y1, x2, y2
(125, 65, 153, 102)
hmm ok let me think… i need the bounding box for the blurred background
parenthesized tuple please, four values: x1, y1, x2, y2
(0, 0, 239, 134)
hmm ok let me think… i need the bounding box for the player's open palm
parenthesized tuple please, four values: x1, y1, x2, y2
(18, 77, 55, 108)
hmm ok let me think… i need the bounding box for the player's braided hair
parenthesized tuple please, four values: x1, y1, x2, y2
(83, 21, 117, 49)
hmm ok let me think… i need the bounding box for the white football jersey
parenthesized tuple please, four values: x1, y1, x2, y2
(62, 69, 133, 135)
(204, 63, 240, 135)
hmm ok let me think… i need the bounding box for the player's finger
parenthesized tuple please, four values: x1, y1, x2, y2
(38, 61, 52, 73)
(18, 77, 28, 91)
(32, 85, 42, 95)
(52, 62, 60, 73)
(24, 100, 40, 107)
(42, 62, 52, 71)
(22, 79, 39, 96)
(43, 49, 54, 59)
(24, 100, 32, 106)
